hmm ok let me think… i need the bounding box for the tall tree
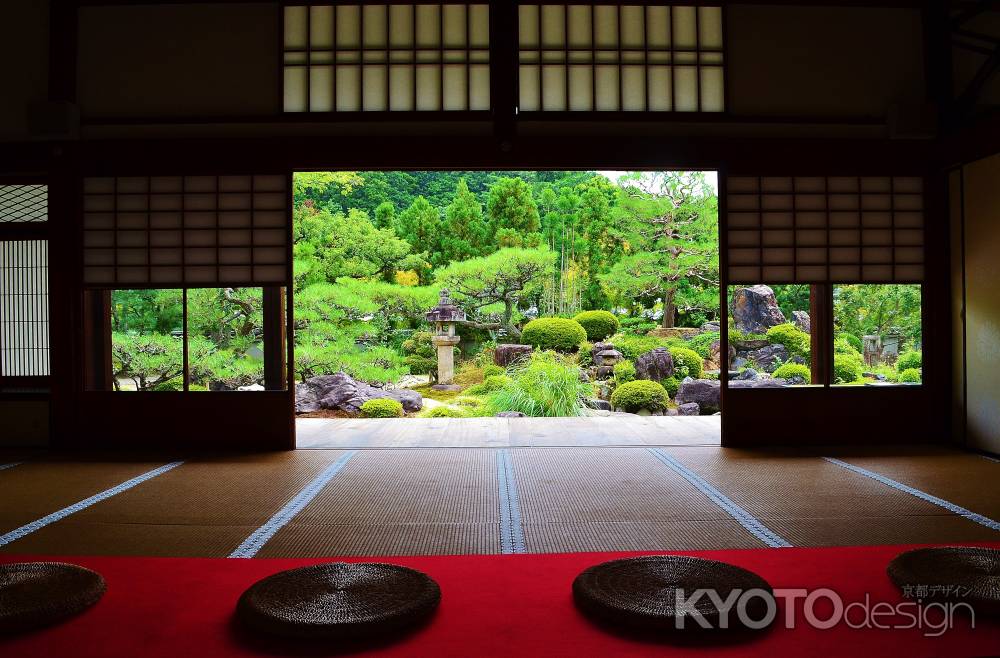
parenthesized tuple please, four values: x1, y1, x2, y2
(395, 196, 442, 281)
(373, 201, 396, 229)
(439, 179, 488, 262)
(486, 177, 541, 247)
(435, 248, 555, 338)
(600, 172, 718, 328)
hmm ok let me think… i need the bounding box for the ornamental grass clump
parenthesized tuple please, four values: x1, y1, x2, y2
(484, 351, 590, 417)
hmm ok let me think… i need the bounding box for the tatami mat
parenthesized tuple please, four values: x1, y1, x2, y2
(0, 444, 995, 557)
(0, 458, 171, 537)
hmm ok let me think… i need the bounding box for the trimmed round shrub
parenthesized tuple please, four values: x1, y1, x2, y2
(898, 368, 921, 383)
(669, 346, 704, 379)
(840, 333, 863, 353)
(521, 317, 588, 352)
(573, 310, 620, 341)
(772, 362, 811, 384)
(360, 398, 404, 418)
(833, 353, 864, 384)
(422, 406, 467, 418)
(896, 350, 922, 372)
(662, 376, 680, 399)
(482, 364, 505, 378)
(612, 359, 636, 384)
(766, 323, 810, 357)
(610, 379, 669, 413)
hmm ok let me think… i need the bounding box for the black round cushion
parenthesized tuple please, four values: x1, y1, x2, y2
(0, 562, 106, 634)
(573, 555, 774, 633)
(888, 546, 1000, 615)
(236, 562, 441, 639)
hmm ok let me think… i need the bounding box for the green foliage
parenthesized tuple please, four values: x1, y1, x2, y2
(573, 310, 620, 341)
(839, 333, 863, 353)
(435, 248, 556, 336)
(897, 350, 922, 372)
(395, 196, 441, 279)
(608, 333, 672, 360)
(898, 368, 922, 383)
(685, 331, 720, 358)
(467, 374, 512, 395)
(402, 331, 437, 380)
(111, 332, 184, 391)
(360, 399, 404, 418)
(834, 353, 865, 384)
(612, 359, 636, 384)
(662, 376, 680, 398)
(619, 316, 657, 336)
(112, 289, 183, 335)
(577, 341, 594, 367)
(486, 177, 541, 246)
(521, 317, 588, 352)
(834, 284, 921, 351)
(766, 323, 810, 357)
(871, 364, 899, 383)
(772, 362, 811, 384)
(834, 336, 862, 358)
(610, 379, 669, 413)
(420, 406, 468, 418)
(669, 346, 704, 379)
(482, 364, 504, 378)
(483, 352, 589, 417)
(440, 178, 489, 263)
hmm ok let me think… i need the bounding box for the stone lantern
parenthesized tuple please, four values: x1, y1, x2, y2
(425, 289, 466, 390)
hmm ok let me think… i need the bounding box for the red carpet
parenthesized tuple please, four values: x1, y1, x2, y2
(1, 544, 998, 657)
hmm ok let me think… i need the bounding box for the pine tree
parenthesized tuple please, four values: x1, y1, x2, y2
(439, 179, 488, 263)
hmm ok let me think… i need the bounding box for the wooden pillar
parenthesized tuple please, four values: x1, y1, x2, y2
(262, 286, 286, 391)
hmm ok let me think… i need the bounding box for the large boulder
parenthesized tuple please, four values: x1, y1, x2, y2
(729, 378, 788, 389)
(635, 348, 675, 381)
(745, 344, 789, 373)
(707, 339, 736, 372)
(677, 402, 700, 416)
(792, 310, 811, 333)
(494, 344, 533, 367)
(731, 285, 786, 334)
(295, 373, 423, 414)
(675, 379, 721, 414)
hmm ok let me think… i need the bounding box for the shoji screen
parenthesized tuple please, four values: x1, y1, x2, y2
(82, 175, 288, 287)
(518, 4, 724, 112)
(0, 240, 49, 377)
(283, 4, 490, 112)
(726, 176, 924, 283)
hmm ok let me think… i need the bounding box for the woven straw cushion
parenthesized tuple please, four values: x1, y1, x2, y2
(236, 562, 441, 639)
(888, 547, 1000, 615)
(573, 555, 773, 633)
(0, 562, 106, 634)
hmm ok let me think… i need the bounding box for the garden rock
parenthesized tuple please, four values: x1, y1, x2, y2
(295, 373, 423, 414)
(732, 357, 748, 369)
(677, 402, 700, 416)
(585, 398, 612, 411)
(731, 285, 786, 334)
(596, 366, 615, 379)
(729, 378, 788, 389)
(745, 344, 789, 373)
(494, 344, 533, 367)
(736, 368, 759, 381)
(792, 310, 811, 333)
(591, 342, 614, 363)
(701, 321, 721, 333)
(635, 348, 675, 381)
(708, 339, 735, 371)
(675, 379, 721, 414)
(495, 411, 525, 418)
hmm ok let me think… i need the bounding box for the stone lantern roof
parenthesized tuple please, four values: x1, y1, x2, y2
(425, 289, 466, 324)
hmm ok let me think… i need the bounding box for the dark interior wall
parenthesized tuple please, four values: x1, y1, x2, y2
(77, 3, 280, 119)
(0, 0, 49, 142)
(959, 153, 1000, 455)
(727, 5, 925, 119)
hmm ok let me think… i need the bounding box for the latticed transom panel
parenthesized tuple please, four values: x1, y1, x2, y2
(284, 4, 490, 112)
(0, 185, 48, 223)
(82, 175, 288, 287)
(518, 4, 724, 112)
(726, 176, 924, 284)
